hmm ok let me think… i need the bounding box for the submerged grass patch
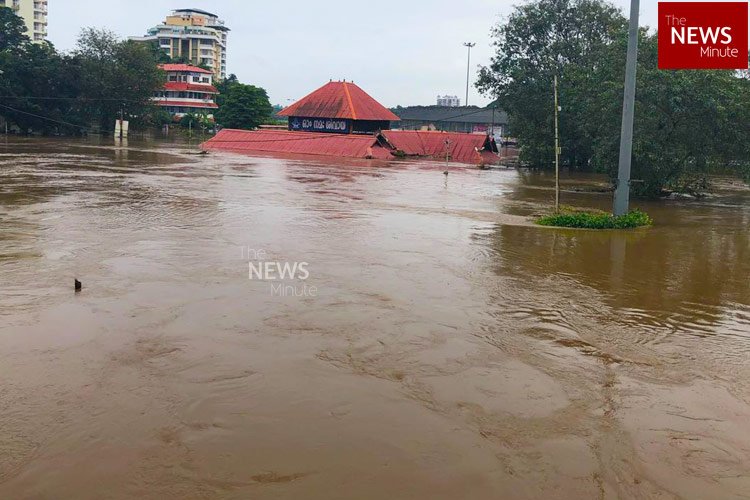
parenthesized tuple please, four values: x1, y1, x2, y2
(536, 208, 652, 229)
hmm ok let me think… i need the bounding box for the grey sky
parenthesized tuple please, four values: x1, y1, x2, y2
(47, 0, 661, 107)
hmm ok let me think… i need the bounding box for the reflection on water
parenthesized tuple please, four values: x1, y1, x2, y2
(1, 136, 749, 499)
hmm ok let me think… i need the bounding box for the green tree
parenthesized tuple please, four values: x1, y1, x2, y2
(478, 0, 750, 195)
(74, 28, 165, 132)
(3, 44, 85, 134)
(0, 8, 85, 134)
(216, 73, 239, 94)
(215, 80, 272, 129)
(147, 40, 172, 64)
(477, 0, 626, 168)
(584, 32, 750, 196)
(0, 15, 167, 135)
(0, 6, 29, 50)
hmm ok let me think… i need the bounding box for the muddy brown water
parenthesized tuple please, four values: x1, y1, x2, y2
(1, 136, 749, 499)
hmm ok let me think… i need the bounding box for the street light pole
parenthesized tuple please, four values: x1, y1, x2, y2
(613, 0, 640, 216)
(463, 42, 476, 106)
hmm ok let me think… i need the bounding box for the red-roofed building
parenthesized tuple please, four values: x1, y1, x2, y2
(278, 80, 399, 134)
(154, 63, 219, 120)
(201, 129, 501, 165)
(160, 63, 213, 74)
(202, 129, 394, 159)
(380, 130, 499, 164)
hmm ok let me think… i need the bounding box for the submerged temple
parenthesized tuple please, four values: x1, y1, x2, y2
(277, 80, 400, 135)
(202, 80, 501, 164)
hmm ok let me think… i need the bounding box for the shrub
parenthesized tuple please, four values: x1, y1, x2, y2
(536, 209, 652, 229)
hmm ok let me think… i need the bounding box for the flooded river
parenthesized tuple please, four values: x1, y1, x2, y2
(1, 137, 749, 499)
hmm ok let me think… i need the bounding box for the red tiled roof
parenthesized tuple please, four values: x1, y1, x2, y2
(381, 130, 496, 164)
(157, 100, 218, 109)
(164, 82, 218, 93)
(201, 129, 499, 164)
(201, 129, 392, 159)
(159, 64, 213, 74)
(278, 81, 400, 122)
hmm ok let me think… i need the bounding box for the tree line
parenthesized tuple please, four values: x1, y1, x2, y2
(477, 0, 750, 196)
(0, 7, 273, 135)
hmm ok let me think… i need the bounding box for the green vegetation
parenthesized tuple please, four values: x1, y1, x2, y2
(0, 5, 28, 50)
(179, 112, 213, 134)
(0, 8, 166, 134)
(215, 74, 273, 130)
(477, 0, 750, 197)
(537, 208, 652, 229)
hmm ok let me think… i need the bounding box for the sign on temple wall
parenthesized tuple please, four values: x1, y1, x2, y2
(289, 117, 351, 134)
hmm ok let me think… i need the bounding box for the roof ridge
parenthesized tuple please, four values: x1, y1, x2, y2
(341, 82, 357, 120)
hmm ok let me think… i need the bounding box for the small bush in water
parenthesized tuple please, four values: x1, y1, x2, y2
(536, 209, 652, 229)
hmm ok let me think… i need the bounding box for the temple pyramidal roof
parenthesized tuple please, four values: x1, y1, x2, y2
(278, 81, 400, 122)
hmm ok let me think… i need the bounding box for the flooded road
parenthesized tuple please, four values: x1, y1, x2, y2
(1, 136, 749, 499)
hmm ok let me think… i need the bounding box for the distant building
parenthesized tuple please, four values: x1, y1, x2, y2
(392, 105, 508, 138)
(153, 64, 219, 120)
(130, 8, 228, 81)
(436, 95, 460, 107)
(0, 0, 47, 43)
(278, 80, 400, 134)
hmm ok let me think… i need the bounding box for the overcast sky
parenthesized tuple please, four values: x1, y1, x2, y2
(47, 0, 663, 107)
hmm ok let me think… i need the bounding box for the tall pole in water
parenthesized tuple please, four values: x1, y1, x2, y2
(613, 0, 640, 216)
(554, 74, 560, 212)
(463, 42, 476, 106)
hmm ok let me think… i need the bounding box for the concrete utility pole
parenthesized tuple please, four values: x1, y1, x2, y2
(613, 0, 640, 216)
(554, 74, 560, 212)
(463, 42, 476, 106)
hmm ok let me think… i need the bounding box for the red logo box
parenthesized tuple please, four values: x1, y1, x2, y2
(658, 1, 748, 69)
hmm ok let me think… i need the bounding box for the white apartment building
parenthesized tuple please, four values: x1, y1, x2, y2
(0, 0, 48, 42)
(437, 95, 461, 107)
(130, 8, 228, 81)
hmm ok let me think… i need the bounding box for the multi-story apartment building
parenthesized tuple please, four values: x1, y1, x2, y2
(0, 0, 48, 43)
(130, 8, 228, 81)
(153, 64, 219, 120)
(436, 95, 461, 107)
